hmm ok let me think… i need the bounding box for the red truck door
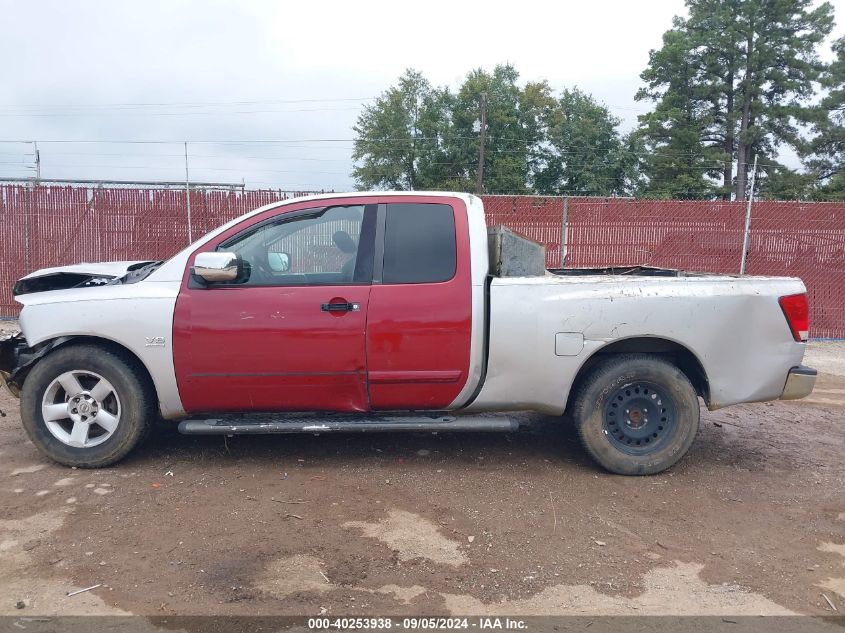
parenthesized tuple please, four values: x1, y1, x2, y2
(173, 202, 377, 413)
(365, 198, 473, 409)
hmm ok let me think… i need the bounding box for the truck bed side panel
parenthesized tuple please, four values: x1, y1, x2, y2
(467, 275, 807, 414)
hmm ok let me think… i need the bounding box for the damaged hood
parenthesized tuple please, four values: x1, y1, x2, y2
(14, 261, 157, 296)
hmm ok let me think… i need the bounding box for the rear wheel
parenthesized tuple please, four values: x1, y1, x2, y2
(20, 344, 155, 468)
(571, 354, 700, 475)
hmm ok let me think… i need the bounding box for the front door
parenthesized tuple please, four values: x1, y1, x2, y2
(173, 203, 377, 413)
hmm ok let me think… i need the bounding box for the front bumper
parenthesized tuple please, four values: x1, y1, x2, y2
(0, 332, 27, 397)
(780, 365, 817, 400)
(1, 334, 75, 398)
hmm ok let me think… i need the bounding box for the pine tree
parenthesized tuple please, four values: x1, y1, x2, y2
(805, 36, 845, 199)
(638, 0, 834, 200)
(636, 26, 724, 198)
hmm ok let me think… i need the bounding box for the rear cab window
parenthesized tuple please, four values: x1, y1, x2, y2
(382, 203, 457, 284)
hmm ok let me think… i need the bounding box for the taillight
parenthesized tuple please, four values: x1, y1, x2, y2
(779, 293, 809, 342)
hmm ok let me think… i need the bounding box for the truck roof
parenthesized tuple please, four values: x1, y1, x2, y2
(277, 190, 478, 206)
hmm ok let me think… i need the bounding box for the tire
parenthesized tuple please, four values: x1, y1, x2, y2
(571, 354, 700, 475)
(20, 344, 156, 468)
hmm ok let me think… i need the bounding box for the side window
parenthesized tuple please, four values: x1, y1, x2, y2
(219, 205, 369, 286)
(382, 203, 457, 284)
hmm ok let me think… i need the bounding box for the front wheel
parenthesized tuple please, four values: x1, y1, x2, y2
(571, 354, 700, 475)
(20, 344, 155, 468)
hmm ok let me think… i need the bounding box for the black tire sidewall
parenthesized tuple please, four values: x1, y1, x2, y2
(20, 344, 152, 468)
(574, 355, 700, 475)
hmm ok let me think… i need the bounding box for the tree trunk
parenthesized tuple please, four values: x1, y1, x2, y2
(723, 68, 735, 200)
(736, 115, 750, 201)
(735, 26, 755, 201)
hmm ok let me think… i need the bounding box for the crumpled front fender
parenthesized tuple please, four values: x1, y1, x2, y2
(0, 332, 70, 398)
(0, 332, 25, 396)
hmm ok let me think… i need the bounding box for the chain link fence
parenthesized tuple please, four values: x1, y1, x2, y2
(2, 184, 844, 338)
(479, 196, 843, 339)
(0, 181, 323, 317)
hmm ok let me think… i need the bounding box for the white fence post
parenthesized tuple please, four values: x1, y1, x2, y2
(739, 154, 758, 274)
(560, 197, 569, 268)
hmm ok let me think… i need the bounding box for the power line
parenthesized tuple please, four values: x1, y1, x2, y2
(39, 162, 357, 175)
(0, 138, 362, 144)
(0, 95, 651, 117)
(0, 137, 783, 162)
(35, 150, 352, 162)
(0, 97, 377, 109)
(0, 137, 782, 162)
(13, 151, 748, 167)
(0, 106, 366, 118)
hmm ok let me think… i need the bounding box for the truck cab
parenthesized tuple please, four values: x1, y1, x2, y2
(170, 194, 485, 414)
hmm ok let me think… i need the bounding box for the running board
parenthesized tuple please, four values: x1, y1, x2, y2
(178, 413, 519, 435)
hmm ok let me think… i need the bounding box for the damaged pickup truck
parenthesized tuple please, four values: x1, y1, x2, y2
(0, 192, 817, 474)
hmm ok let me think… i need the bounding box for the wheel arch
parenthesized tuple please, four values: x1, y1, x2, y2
(12, 335, 159, 407)
(566, 336, 710, 411)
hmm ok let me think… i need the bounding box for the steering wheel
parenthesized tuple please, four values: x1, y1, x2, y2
(248, 254, 275, 284)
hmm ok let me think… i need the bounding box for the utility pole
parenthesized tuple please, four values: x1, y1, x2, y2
(475, 92, 487, 195)
(184, 141, 192, 243)
(33, 141, 41, 181)
(739, 154, 758, 274)
(25, 141, 38, 275)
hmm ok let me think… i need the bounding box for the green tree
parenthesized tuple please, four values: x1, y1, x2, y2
(519, 79, 557, 193)
(638, 0, 834, 200)
(353, 66, 639, 196)
(412, 86, 463, 189)
(756, 160, 816, 199)
(533, 87, 638, 196)
(805, 36, 845, 199)
(636, 25, 725, 198)
(449, 64, 531, 194)
(352, 69, 452, 190)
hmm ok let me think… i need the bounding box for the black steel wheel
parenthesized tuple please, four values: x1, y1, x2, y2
(571, 354, 700, 475)
(603, 381, 677, 454)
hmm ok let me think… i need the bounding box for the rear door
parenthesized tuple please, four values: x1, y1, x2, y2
(365, 197, 473, 409)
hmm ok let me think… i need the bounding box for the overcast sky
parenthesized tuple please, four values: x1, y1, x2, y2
(1, 0, 843, 191)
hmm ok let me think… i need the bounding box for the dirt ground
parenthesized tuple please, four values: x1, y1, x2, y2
(1, 321, 843, 618)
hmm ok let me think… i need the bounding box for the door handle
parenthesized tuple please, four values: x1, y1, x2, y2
(321, 302, 360, 312)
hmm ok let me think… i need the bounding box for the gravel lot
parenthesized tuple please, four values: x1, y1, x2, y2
(0, 325, 843, 617)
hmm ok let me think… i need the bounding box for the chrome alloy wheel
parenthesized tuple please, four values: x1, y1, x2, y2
(41, 370, 122, 448)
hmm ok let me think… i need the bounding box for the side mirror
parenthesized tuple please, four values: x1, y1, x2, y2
(193, 252, 240, 283)
(268, 252, 290, 273)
